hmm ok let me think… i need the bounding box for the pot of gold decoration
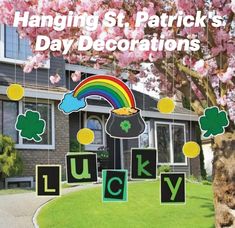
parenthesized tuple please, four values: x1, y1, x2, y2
(106, 107, 145, 138)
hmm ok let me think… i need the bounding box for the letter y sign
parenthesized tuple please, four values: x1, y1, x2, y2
(160, 173, 186, 204)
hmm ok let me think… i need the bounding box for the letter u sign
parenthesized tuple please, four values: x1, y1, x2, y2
(66, 153, 98, 183)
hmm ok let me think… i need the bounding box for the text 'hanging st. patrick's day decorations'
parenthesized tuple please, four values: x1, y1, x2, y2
(15, 110, 46, 142)
(58, 75, 145, 138)
(199, 106, 229, 138)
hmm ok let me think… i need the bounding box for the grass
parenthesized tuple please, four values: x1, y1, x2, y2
(0, 188, 33, 195)
(37, 181, 214, 228)
(0, 182, 77, 195)
(61, 182, 80, 189)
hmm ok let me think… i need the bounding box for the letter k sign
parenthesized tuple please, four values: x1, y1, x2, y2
(131, 149, 157, 179)
(160, 173, 186, 204)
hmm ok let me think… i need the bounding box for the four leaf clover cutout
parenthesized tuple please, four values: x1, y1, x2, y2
(199, 106, 229, 138)
(14, 105, 229, 143)
(15, 110, 46, 142)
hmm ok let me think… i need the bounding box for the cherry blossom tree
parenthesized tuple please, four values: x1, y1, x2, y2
(0, 0, 234, 226)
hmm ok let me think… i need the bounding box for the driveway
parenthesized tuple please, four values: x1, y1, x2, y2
(0, 184, 97, 228)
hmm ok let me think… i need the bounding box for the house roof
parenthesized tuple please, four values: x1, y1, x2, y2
(0, 75, 67, 93)
(85, 89, 198, 121)
(87, 89, 197, 117)
(0, 75, 198, 121)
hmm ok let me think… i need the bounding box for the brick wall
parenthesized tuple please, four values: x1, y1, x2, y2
(18, 101, 69, 179)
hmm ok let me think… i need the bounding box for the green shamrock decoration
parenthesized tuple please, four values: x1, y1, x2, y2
(120, 120, 131, 133)
(15, 110, 46, 142)
(199, 106, 229, 138)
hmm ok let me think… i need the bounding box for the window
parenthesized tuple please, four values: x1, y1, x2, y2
(172, 125, 186, 163)
(155, 122, 186, 164)
(23, 102, 52, 145)
(87, 116, 103, 145)
(0, 100, 18, 142)
(156, 123, 171, 163)
(0, 25, 50, 67)
(139, 121, 150, 148)
(0, 99, 55, 149)
(4, 26, 32, 60)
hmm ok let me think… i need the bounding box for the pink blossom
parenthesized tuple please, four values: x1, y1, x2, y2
(23, 63, 34, 73)
(124, 26, 145, 40)
(23, 53, 47, 73)
(110, 0, 123, 8)
(191, 81, 204, 100)
(212, 0, 222, 8)
(231, 0, 235, 13)
(50, 74, 61, 84)
(93, 63, 100, 69)
(227, 43, 235, 55)
(218, 67, 234, 83)
(114, 52, 135, 68)
(182, 55, 196, 67)
(217, 95, 227, 106)
(215, 30, 229, 45)
(71, 71, 81, 82)
(210, 76, 220, 88)
(211, 46, 224, 56)
(193, 60, 208, 77)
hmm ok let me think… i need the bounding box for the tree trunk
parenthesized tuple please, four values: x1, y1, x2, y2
(212, 131, 235, 227)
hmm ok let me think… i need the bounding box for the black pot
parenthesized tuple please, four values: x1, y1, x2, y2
(105, 108, 146, 138)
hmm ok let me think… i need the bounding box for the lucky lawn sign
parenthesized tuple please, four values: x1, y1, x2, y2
(36, 149, 186, 204)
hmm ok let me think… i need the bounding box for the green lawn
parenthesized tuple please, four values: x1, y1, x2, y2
(37, 181, 214, 228)
(0, 188, 33, 195)
(0, 183, 74, 195)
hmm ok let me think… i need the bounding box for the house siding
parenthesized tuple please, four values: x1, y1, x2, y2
(123, 138, 138, 172)
(0, 57, 66, 88)
(0, 51, 201, 181)
(189, 122, 201, 178)
(121, 118, 196, 177)
(17, 101, 69, 179)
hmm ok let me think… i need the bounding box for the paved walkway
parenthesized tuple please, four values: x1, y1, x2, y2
(0, 184, 98, 228)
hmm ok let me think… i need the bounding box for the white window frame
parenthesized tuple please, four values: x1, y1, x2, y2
(138, 121, 151, 148)
(155, 121, 187, 166)
(14, 100, 55, 150)
(84, 114, 106, 151)
(0, 24, 50, 68)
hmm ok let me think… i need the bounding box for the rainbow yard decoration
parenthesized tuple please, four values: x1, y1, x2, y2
(59, 75, 145, 138)
(73, 75, 136, 109)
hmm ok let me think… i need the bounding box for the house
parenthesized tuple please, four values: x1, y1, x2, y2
(0, 24, 201, 186)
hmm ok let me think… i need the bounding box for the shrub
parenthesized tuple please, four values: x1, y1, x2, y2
(187, 175, 200, 183)
(202, 180, 212, 185)
(70, 140, 84, 152)
(0, 134, 23, 178)
(207, 175, 212, 182)
(158, 165, 171, 175)
(96, 150, 109, 159)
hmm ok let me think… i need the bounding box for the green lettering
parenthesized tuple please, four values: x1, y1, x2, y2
(164, 177, 182, 201)
(107, 177, 122, 196)
(136, 155, 151, 176)
(71, 158, 91, 179)
(43, 175, 56, 193)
